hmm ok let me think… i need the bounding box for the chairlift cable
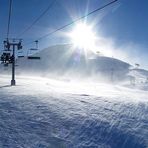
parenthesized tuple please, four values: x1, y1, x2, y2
(7, 0, 13, 39)
(24, 0, 118, 47)
(16, 0, 57, 38)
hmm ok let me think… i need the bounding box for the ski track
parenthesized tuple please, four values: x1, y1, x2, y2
(0, 75, 147, 148)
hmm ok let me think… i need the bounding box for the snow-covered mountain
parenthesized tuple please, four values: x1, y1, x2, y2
(1, 44, 148, 86)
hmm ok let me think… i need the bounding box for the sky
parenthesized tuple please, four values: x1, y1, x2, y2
(0, 0, 148, 69)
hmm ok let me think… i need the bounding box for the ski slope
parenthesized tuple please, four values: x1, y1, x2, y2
(0, 75, 147, 148)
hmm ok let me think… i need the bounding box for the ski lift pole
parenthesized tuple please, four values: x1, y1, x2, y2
(3, 39, 22, 86)
(10, 39, 22, 86)
(11, 44, 15, 86)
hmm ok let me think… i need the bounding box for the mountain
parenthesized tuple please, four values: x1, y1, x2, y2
(1, 44, 148, 85)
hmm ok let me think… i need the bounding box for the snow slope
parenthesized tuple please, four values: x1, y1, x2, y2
(0, 75, 147, 148)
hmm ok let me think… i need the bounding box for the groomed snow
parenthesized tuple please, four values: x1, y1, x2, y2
(0, 75, 147, 148)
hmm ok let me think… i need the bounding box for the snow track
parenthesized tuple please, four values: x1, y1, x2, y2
(0, 75, 147, 148)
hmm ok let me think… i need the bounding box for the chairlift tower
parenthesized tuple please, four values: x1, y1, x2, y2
(3, 38, 22, 86)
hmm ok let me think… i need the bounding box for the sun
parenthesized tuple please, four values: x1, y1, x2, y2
(69, 23, 97, 52)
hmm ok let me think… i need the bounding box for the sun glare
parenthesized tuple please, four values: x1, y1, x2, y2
(69, 23, 97, 52)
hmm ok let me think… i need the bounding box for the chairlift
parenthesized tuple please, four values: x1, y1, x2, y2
(27, 40, 40, 60)
(1, 52, 11, 63)
(27, 49, 40, 60)
(0, 49, 14, 65)
(17, 50, 24, 58)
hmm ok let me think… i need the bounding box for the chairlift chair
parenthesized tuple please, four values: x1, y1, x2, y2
(27, 48, 40, 60)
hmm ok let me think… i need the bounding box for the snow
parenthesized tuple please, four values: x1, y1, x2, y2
(0, 44, 148, 147)
(0, 75, 147, 148)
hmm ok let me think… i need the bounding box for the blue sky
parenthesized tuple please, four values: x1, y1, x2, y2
(0, 0, 148, 68)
